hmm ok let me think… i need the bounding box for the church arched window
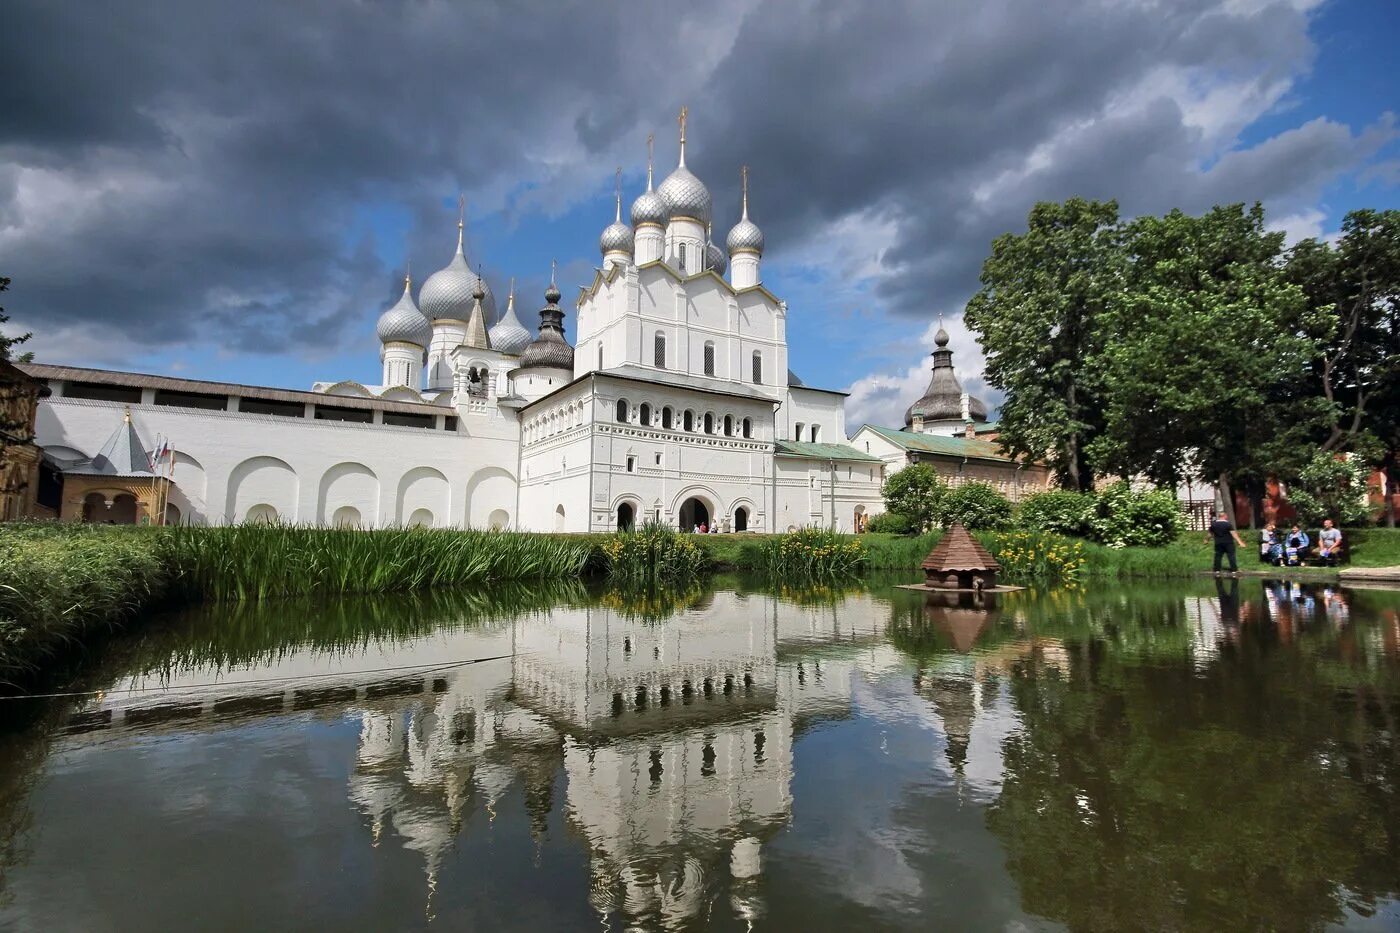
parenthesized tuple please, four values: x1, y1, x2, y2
(752, 351, 762, 384)
(810, 424, 821, 443)
(795, 422, 805, 441)
(703, 341, 715, 377)
(703, 412, 714, 434)
(723, 415, 733, 437)
(639, 403, 651, 427)
(654, 332, 666, 369)
(683, 409, 694, 432)
(678, 243, 687, 273)
(616, 399, 629, 423)
(598, 343, 604, 371)
(662, 407, 674, 429)
(742, 418, 752, 439)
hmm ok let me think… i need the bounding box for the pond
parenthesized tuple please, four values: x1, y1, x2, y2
(1, 577, 1398, 931)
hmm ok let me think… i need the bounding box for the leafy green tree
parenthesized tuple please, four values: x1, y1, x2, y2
(0, 277, 32, 363)
(1287, 450, 1374, 527)
(1090, 204, 1325, 523)
(1287, 210, 1400, 525)
(880, 464, 945, 532)
(1088, 480, 1186, 547)
(936, 481, 1012, 530)
(964, 198, 1120, 491)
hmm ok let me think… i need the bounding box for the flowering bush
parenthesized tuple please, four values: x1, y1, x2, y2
(984, 530, 1086, 583)
(756, 527, 867, 581)
(599, 521, 710, 586)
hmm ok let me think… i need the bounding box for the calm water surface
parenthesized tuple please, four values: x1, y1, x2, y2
(1, 577, 1398, 931)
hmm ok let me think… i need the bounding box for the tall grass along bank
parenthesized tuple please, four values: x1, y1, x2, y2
(0, 525, 169, 681)
(166, 524, 593, 601)
(596, 522, 710, 588)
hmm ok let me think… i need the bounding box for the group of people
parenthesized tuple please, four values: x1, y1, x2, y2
(1260, 519, 1344, 567)
(1206, 512, 1345, 574)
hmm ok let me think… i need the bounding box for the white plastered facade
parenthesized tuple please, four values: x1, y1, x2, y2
(27, 127, 887, 531)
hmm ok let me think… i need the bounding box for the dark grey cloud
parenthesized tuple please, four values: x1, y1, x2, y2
(1, 0, 1392, 368)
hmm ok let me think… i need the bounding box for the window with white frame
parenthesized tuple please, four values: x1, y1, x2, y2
(752, 351, 762, 384)
(703, 341, 715, 376)
(654, 332, 666, 369)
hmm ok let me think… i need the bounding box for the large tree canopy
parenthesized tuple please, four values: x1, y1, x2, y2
(964, 198, 1119, 491)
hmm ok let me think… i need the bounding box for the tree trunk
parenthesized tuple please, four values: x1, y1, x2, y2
(1384, 456, 1397, 529)
(1218, 471, 1237, 527)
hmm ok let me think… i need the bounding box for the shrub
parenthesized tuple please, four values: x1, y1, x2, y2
(937, 481, 1013, 530)
(1017, 490, 1096, 537)
(1089, 481, 1185, 547)
(865, 511, 914, 535)
(881, 464, 946, 532)
(755, 526, 867, 581)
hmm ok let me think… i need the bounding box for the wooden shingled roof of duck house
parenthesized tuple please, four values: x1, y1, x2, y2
(921, 523, 1002, 572)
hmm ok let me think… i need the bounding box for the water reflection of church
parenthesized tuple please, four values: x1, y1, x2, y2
(337, 590, 892, 926)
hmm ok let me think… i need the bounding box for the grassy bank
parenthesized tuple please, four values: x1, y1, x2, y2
(6, 522, 1400, 682)
(0, 525, 172, 682)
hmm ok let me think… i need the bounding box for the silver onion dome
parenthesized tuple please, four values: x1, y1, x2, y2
(705, 238, 727, 276)
(658, 108, 711, 223)
(488, 280, 533, 356)
(419, 215, 492, 322)
(600, 170, 634, 256)
(600, 220, 633, 256)
(727, 165, 764, 255)
(727, 217, 764, 255)
(376, 275, 433, 348)
(659, 164, 711, 224)
(631, 188, 667, 228)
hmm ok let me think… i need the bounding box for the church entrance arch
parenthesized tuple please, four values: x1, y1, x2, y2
(678, 497, 711, 531)
(616, 502, 635, 532)
(734, 506, 749, 532)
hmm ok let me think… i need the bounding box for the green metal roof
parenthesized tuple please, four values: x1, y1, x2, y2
(774, 440, 883, 462)
(861, 424, 1015, 463)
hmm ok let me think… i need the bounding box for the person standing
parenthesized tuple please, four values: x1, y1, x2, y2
(1204, 510, 1246, 575)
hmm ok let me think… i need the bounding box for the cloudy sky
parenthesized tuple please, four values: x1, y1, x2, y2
(3, 0, 1396, 431)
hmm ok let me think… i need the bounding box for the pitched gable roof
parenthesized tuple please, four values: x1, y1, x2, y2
(860, 424, 1016, 464)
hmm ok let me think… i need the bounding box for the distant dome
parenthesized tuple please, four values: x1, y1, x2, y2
(904, 326, 988, 427)
(517, 272, 574, 371)
(488, 285, 532, 356)
(376, 277, 432, 348)
(419, 221, 491, 322)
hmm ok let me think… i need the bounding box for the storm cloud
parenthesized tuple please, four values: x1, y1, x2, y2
(1, 0, 1394, 423)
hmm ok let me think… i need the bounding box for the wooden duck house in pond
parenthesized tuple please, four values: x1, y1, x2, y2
(921, 522, 1000, 591)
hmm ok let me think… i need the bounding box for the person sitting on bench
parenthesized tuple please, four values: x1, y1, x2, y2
(1317, 519, 1343, 567)
(1284, 524, 1310, 567)
(1259, 522, 1282, 565)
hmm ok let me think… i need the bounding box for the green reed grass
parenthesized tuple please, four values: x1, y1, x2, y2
(0, 524, 170, 680)
(165, 523, 593, 601)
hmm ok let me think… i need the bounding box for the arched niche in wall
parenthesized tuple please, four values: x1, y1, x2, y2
(226, 456, 297, 525)
(396, 466, 450, 526)
(317, 461, 379, 528)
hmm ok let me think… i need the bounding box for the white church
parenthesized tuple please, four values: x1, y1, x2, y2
(24, 110, 895, 532)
